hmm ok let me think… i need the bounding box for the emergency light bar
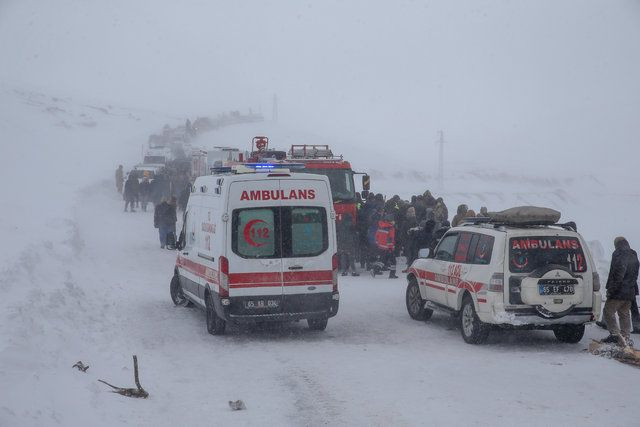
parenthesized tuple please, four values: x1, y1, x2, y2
(244, 163, 305, 170)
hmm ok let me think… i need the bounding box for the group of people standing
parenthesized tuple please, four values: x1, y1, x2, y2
(115, 164, 191, 249)
(339, 190, 467, 279)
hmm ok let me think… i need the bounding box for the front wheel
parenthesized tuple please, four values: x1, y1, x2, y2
(205, 292, 226, 335)
(553, 324, 585, 343)
(307, 318, 328, 331)
(406, 277, 432, 321)
(170, 275, 192, 307)
(460, 296, 490, 344)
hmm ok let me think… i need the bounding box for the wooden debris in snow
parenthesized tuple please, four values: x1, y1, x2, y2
(588, 340, 640, 368)
(98, 355, 149, 398)
(228, 400, 246, 410)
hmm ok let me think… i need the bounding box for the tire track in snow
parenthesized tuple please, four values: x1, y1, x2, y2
(279, 364, 346, 426)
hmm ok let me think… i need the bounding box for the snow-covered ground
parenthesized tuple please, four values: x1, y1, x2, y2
(2, 88, 639, 426)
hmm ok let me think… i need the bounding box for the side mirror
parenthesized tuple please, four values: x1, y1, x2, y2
(362, 174, 370, 191)
(361, 190, 369, 199)
(418, 248, 431, 259)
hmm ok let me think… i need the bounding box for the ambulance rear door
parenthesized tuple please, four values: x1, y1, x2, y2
(227, 178, 284, 312)
(279, 177, 334, 310)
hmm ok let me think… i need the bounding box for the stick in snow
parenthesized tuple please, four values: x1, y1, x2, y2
(72, 361, 90, 372)
(98, 355, 149, 398)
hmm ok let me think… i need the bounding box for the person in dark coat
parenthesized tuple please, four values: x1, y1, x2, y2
(601, 237, 640, 345)
(337, 215, 359, 276)
(423, 190, 437, 208)
(358, 193, 376, 268)
(139, 176, 151, 212)
(123, 173, 139, 212)
(150, 172, 170, 207)
(400, 206, 418, 269)
(154, 197, 178, 248)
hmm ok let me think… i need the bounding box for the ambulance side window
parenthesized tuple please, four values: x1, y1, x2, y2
(435, 233, 458, 262)
(232, 208, 278, 258)
(472, 235, 495, 265)
(454, 232, 473, 263)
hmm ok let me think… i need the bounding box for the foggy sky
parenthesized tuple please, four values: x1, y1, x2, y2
(1, 0, 639, 174)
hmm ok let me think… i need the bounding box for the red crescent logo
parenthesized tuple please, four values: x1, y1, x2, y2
(243, 219, 267, 247)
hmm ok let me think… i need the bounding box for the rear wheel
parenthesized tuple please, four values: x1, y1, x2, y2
(460, 296, 490, 344)
(307, 318, 328, 331)
(553, 324, 585, 343)
(170, 274, 192, 307)
(205, 291, 226, 335)
(406, 277, 432, 321)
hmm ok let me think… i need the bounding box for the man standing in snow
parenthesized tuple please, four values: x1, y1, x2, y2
(154, 197, 177, 249)
(139, 175, 151, 212)
(123, 173, 139, 212)
(115, 165, 124, 194)
(601, 237, 639, 346)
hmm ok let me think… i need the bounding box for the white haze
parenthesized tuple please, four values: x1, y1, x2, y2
(2, 0, 639, 174)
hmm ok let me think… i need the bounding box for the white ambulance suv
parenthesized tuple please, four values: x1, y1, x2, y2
(405, 207, 601, 344)
(170, 167, 339, 334)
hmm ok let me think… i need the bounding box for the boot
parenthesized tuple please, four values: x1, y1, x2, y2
(388, 270, 398, 279)
(601, 334, 625, 346)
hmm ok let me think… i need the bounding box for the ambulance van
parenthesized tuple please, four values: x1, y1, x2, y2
(170, 168, 340, 334)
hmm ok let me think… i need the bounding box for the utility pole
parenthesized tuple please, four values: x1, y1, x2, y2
(436, 130, 445, 191)
(272, 94, 278, 123)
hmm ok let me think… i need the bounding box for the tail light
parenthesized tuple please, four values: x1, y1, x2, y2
(219, 256, 229, 297)
(592, 272, 601, 291)
(332, 253, 339, 292)
(489, 273, 504, 292)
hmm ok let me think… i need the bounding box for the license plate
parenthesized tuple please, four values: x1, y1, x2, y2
(538, 284, 574, 296)
(244, 299, 279, 309)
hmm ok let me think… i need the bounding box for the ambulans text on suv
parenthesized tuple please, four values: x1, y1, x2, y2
(169, 166, 340, 334)
(405, 207, 601, 344)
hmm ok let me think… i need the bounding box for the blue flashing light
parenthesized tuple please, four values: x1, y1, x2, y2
(245, 163, 305, 170)
(253, 163, 276, 169)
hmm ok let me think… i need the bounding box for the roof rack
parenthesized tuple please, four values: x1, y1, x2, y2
(458, 207, 577, 231)
(460, 217, 578, 231)
(289, 144, 340, 159)
(210, 166, 235, 175)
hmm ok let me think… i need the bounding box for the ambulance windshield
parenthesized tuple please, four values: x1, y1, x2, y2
(301, 168, 355, 202)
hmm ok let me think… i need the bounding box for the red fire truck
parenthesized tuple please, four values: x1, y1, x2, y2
(246, 137, 370, 251)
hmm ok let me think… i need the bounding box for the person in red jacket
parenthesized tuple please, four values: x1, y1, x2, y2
(374, 215, 398, 279)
